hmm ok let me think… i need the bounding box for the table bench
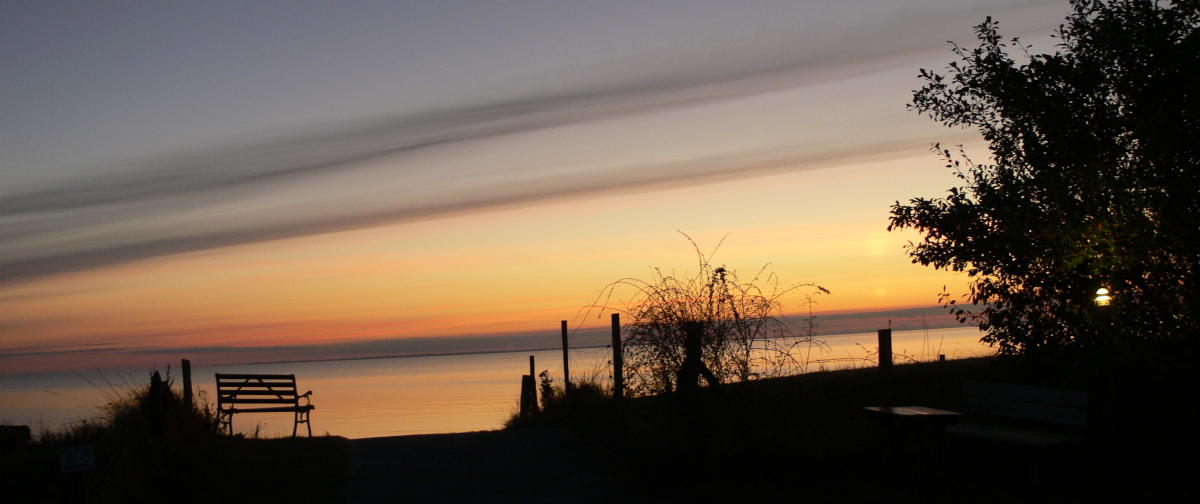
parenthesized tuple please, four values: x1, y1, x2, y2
(946, 380, 1090, 484)
(947, 380, 1089, 447)
(863, 405, 963, 482)
(216, 373, 314, 437)
(863, 405, 963, 429)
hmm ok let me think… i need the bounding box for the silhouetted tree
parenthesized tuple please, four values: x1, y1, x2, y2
(889, 0, 1200, 354)
(591, 234, 827, 397)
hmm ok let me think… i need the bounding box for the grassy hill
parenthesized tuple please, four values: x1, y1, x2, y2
(515, 355, 1196, 503)
(5, 352, 1194, 502)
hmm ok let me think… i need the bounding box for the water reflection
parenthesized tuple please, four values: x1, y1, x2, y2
(0, 327, 991, 439)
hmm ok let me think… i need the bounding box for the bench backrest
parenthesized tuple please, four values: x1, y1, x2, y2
(216, 374, 301, 409)
(961, 380, 1089, 427)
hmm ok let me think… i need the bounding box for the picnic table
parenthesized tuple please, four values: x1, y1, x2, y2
(863, 405, 963, 486)
(863, 405, 963, 430)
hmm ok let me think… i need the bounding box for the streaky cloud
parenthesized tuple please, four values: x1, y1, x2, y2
(0, 139, 937, 286)
(0, 32, 987, 286)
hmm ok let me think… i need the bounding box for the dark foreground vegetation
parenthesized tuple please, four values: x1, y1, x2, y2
(5, 349, 1195, 503)
(513, 349, 1198, 503)
(1, 372, 347, 504)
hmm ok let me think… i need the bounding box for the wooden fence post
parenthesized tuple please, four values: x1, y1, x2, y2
(520, 375, 537, 416)
(612, 313, 623, 400)
(878, 329, 893, 372)
(677, 322, 702, 395)
(148, 371, 165, 437)
(561, 320, 570, 391)
(181, 359, 193, 410)
(520, 354, 538, 416)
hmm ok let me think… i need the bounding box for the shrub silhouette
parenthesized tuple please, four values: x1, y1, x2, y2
(890, 0, 1200, 355)
(589, 233, 828, 397)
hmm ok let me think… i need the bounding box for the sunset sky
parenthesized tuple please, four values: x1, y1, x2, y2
(0, 1, 1072, 374)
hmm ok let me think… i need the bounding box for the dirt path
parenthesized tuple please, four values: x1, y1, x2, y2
(344, 427, 641, 503)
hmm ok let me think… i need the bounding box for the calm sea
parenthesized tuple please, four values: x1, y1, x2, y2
(0, 327, 991, 439)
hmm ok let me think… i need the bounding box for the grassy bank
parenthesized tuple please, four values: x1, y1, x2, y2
(8, 353, 1193, 502)
(515, 355, 1197, 503)
(2, 372, 348, 503)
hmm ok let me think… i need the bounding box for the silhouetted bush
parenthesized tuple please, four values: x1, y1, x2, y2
(890, 0, 1200, 355)
(20, 370, 346, 503)
(589, 233, 828, 397)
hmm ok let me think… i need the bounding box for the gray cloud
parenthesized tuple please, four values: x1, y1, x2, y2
(0, 60, 930, 285)
(0, 1, 1064, 286)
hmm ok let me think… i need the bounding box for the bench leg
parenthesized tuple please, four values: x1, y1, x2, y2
(294, 408, 312, 437)
(218, 410, 233, 436)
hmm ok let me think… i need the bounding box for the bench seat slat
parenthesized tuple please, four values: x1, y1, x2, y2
(219, 398, 304, 405)
(213, 379, 295, 384)
(224, 405, 314, 414)
(217, 384, 298, 388)
(218, 379, 297, 384)
(961, 397, 1089, 426)
(216, 390, 300, 396)
(947, 421, 1085, 447)
(963, 381, 1088, 408)
(216, 373, 296, 380)
(218, 388, 297, 393)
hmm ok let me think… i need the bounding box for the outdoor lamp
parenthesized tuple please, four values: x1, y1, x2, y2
(1095, 287, 1111, 307)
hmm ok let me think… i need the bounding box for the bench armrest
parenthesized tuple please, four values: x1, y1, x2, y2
(299, 390, 312, 406)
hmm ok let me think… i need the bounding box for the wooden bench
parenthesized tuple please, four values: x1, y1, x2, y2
(946, 380, 1090, 483)
(216, 374, 314, 437)
(947, 380, 1089, 447)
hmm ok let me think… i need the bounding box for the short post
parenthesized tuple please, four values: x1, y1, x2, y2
(611, 313, 623, 400)
(520, 354, 538, 416)
(148, 371, 165, 438)
(181, 359, 193, 410)
(878, 329, 893, 372)
(677, 322, 703, 395)
(561, 320, 571, 391)
(520, 374, 538, 416)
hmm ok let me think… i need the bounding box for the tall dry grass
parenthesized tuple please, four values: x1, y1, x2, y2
(6, 369, 347, 503)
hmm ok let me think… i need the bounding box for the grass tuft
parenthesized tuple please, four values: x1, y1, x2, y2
(3, 369, 348, 503)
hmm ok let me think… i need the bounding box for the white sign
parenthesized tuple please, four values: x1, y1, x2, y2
(60, 445, 96, 472)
